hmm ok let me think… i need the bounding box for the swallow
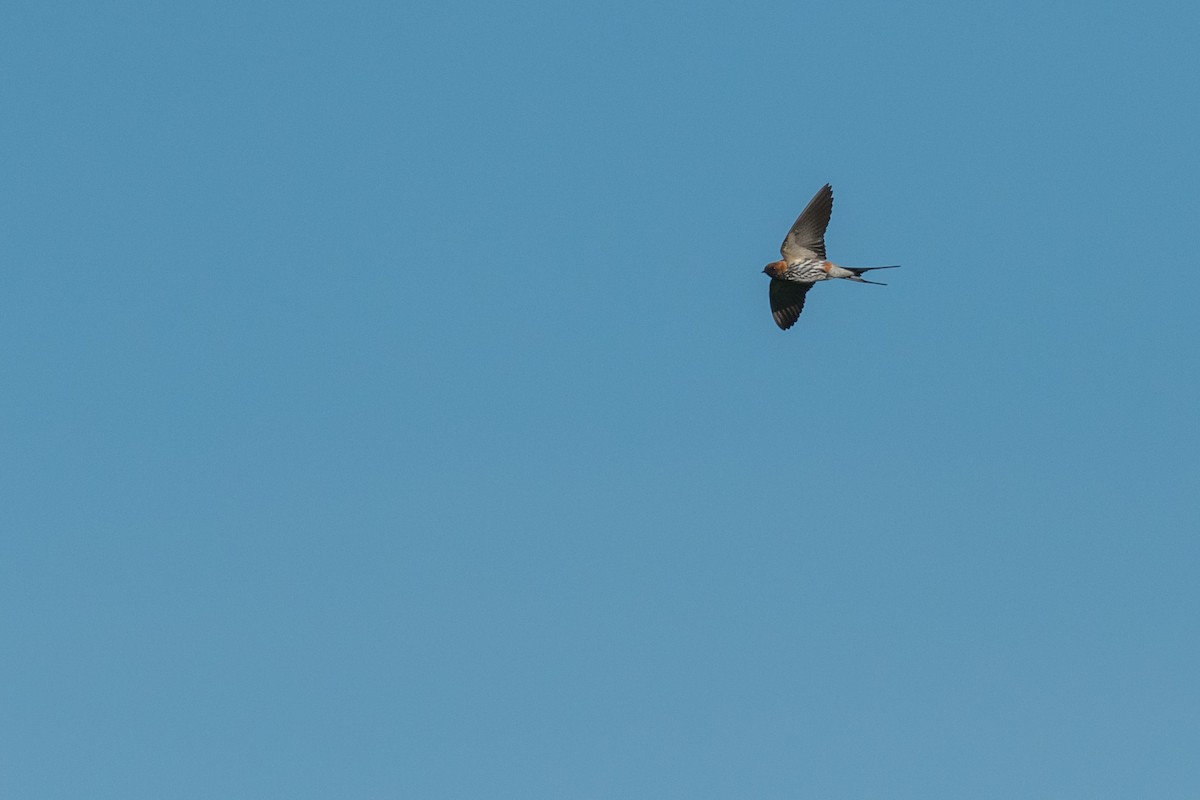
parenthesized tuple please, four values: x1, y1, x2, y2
(763, 183, 898, 330)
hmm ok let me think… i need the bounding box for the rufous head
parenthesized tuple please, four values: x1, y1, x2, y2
(762, 260, 787, 278)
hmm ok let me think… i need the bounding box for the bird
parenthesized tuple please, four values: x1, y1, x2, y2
(762, 183, 898, 330)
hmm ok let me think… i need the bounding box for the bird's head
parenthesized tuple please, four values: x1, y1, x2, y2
(763, 260, 787, 278)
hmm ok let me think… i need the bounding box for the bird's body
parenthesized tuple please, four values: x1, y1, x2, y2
(763, 183, 898, 330)
(774, 258, 855, 283)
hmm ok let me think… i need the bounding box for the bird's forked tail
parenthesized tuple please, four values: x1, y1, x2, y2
(846, 265, 900, 285)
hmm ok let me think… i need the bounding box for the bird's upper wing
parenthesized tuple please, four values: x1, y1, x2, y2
(769, 278, 813, 330)
(780, 183, 833, 263)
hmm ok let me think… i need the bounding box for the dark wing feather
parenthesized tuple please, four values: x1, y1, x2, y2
(780, 183, 833, 262)
(769, 278, 812, 330)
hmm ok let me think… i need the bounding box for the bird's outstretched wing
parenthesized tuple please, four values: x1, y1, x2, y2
(780, 183, 833, 263)
(769, 278, 813, 330)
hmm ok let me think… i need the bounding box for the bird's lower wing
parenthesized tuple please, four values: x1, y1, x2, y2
(769, 278, 812, 330)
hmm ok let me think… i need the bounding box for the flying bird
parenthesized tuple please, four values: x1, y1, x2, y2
(763, 183, 898, 330)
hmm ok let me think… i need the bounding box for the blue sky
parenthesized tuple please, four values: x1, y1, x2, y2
(3, 1, 1198, 797)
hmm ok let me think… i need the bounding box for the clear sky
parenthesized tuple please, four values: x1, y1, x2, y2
(3, 1, 1199, 797)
